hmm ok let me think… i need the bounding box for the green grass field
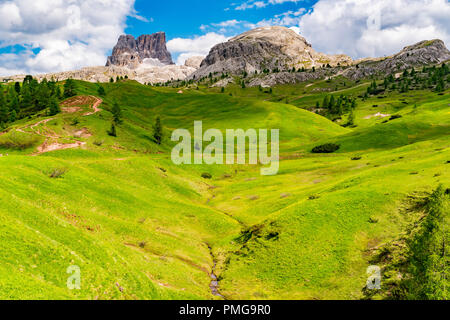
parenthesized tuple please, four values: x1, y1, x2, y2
(0, 78, 448, 300)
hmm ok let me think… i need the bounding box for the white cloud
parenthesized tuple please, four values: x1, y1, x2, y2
(246, 8, 306, 28)
(0, 0, 141, 76)
(235, 0, 300, 11)
(167, 33, 229, 65)
(298, 0, 450, 59)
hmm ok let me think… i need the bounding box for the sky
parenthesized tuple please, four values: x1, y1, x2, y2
(0, 0, 449, 76)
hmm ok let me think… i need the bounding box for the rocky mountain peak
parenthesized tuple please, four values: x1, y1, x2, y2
(192, 26, 353, 79)
(106, 32, 173, 69)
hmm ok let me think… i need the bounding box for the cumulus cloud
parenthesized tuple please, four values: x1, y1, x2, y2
(298, 0, 450, 58)
(167, 33, 229, 65)
(0, 0, 140, 76)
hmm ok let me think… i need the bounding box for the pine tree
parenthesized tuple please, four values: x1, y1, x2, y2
(63, 79, 76, 98)
(0, 91, 9, 124)
(9, 95, 20, 114)
(153, 116, 163, 145)
(14, 82, 21, 94)
(48, 97, 61, 116)
(329, 95, 336, 113)
(107, 122, 117, 137)
(111, 101, 122, 124)
(36, 79, 51, 110)
(347, 109, 355, 126)
(322, 95, 329, 109)
(9, 110, 17, 122)
(97, 85, 106, 96)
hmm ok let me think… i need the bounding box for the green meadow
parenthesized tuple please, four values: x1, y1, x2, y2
(0, 77, 448, 300)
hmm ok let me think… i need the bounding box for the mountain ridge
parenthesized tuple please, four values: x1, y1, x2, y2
(1, 27, 449, 87)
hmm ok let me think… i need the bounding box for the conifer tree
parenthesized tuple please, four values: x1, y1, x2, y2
(153, 116, 163, 145)
(111, 101, 122, 124)
(48, 97, 61, 116)
(63, 79, 76, 98)
(9, 110, 17, 122)
(107, 122, 117, 137)
(97, 85, 106, 96)
(322, 95, 329, 109)
(14, 82, 21, 94)
(0, 91, 9, 124)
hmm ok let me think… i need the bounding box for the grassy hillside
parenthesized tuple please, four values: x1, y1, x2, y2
(0, 77, 448, 300)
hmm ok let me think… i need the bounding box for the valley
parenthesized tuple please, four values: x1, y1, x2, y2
(0, 25, 448, 301)
(0, 72, 448, 299)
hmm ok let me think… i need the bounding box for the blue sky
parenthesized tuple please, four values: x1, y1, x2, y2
(127, 0, 317, 39)
(0, 0, 449, 75)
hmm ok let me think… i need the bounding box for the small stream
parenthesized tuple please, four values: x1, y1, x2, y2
(208, 246, 225, 299)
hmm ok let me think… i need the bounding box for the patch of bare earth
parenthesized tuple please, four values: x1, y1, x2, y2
(34, 140, 86, 155)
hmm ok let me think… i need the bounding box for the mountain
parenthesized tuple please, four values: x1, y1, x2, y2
(343, 39, 450, 80)
(243, 39, 450, 88)
(189, 27, 450, 88)
(106, 32, 174, 68)
(190, 26, 353, 79)
(1, 27, 449, 88)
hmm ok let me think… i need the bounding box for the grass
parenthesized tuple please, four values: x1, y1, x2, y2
(0, 131, 41, 150)
(0, 78, 448, 300)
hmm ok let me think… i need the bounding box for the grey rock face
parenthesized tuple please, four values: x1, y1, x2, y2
(230, 39, 450, 87)
(195, 40, 291, 77)
(343, 40, 450, 80)
(106, 32, 173, 68)
(190, 26, 352, 80)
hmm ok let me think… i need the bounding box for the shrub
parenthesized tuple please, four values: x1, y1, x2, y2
(389, 114, 403, 121)
(47, 168, 68, 178)
(0, 131, 40, 150)
(312, 143, 340, 154)
(93, 140, 104, 146)
(368, 217, 379, 223)
(201, 172, 212, 179)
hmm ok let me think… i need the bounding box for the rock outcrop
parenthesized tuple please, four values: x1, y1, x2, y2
(190, 26, 353, 79)
(203, 36, 450, 88)
(342, 39, 450, 80)
(106, 32, 173, 68)
(184, 56, 205, 69)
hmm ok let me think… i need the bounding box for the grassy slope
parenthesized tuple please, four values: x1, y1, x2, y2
(0, 79, 448, 300)
(0, 80, 345, 299)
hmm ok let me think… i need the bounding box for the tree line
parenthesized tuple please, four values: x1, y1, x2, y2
(0, 76, 77, 128)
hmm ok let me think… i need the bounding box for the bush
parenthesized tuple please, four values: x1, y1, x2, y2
(201, 172, 212, 179)
(0, 131, 40, 150)
(47, 168, 68, 178)
(389, 115, 403, 121)
(93, 140, 104, 146)
(312, 143, 340, 154)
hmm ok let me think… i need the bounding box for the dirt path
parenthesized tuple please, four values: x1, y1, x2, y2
(83, 96, 103, 116)
(2, 95, 103, 155)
